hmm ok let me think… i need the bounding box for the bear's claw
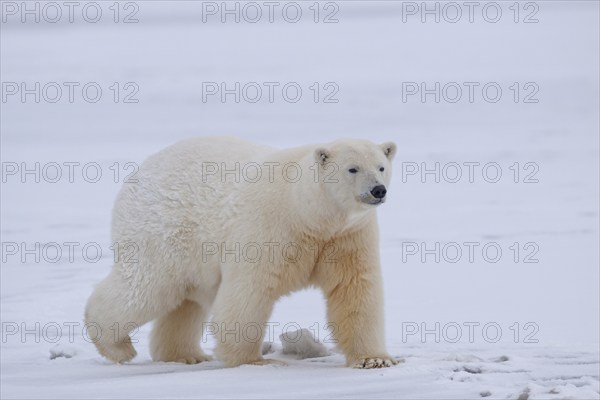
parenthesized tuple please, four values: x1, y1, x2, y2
(175, 354, 212, 364)
(352, 357, 398, 369)
(248, 358, 288, 366)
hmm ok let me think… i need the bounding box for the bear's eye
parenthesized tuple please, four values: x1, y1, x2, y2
(379, 167, 385, 172)
(348, 168, 358, 174)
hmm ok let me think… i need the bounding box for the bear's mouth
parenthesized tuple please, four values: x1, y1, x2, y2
(358, 194, 386, 206)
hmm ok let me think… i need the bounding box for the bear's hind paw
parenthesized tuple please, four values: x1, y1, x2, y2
(97, 340, 137, 364)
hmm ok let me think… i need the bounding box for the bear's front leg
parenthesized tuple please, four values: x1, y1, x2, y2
(315, 235, 398, 369)
(211, 272, 282, 367)
(325, 273, 398, 368)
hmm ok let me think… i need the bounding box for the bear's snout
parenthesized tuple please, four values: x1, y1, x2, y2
(370, 185, 387, 199)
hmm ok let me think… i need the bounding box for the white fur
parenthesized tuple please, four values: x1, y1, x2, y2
(85, 137, 397, 368)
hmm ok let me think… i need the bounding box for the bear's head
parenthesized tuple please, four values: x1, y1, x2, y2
(314, 139, 396, 212)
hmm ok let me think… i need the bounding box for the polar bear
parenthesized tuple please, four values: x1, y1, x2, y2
(85, 137, 397, 369)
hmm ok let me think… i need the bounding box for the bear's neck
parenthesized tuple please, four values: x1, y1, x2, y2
(288, 174, 375, 241)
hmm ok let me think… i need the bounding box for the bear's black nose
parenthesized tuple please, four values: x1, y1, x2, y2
(370, 185, 387, 199)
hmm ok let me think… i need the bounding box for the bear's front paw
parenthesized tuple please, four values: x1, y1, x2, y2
(352, 357, 398, 369)
(248, 358, 288, 367)
(154, 350, 212, 364)
(175, 353, 212, 365)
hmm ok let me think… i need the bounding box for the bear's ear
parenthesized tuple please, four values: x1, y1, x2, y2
(380, 142, 397, 161)
(314, 147, 331, 166)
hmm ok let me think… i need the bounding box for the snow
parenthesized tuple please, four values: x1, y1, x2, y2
(1, 1, 599, 399)
(279, 329, 329, 359)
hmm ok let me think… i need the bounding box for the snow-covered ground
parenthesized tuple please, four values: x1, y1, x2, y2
(1, 1, 599, 398)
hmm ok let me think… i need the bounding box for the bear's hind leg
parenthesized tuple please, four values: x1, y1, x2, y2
(85, 271, 156, 363)
(150, 299, 211, 364)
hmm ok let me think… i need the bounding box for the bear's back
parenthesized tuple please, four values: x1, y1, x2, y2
(111, 137, 276, 244)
